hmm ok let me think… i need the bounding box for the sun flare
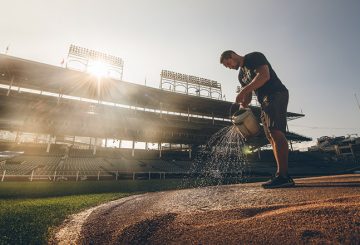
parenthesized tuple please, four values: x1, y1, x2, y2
(87, 60, 108, 77)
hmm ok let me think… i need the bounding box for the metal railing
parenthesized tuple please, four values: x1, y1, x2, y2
(0, 169, 248, 182)
(0, 170, 188, 182)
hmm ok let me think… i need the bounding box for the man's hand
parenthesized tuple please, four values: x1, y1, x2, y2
(236, 90, 246, 104)
(239, 102, 249, 109)
(236, 89, 251, 104)
(236, 87, 252, 109)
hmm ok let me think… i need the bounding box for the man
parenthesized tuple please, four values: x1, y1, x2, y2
(220, 50, 294, 188)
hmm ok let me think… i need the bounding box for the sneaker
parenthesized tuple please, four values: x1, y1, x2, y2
(261, 175, 295, 189)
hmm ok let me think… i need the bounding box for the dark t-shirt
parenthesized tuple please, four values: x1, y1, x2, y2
(238, 52, 287, 103)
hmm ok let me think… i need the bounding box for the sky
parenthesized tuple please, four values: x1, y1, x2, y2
(1, 0, 360, 149)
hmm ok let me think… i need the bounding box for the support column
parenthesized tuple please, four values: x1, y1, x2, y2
(349, 143, 355, 160)
(105, 138, 108, 147)
(257, 148, 261, 160)
(1, 170, 6, 182)
(289, 140, 293, 151)
(30, 170, 34, 182)
(93, 138, 97, 155)
(145, 142, 148, 150)
(187, 106, 190, 122)
(46, 134, 51, 153)
(89, 137, 92, 150)
(189, 148, 192, 159)
(57, 90, 62, 104)
(160, 103, 163, 118)
(286, 124, 293, 151)
(6, 76, 14, 96)
(212, 112, 215, 125)
(159, 142, 162, 158)
(15, 131, 20, 144)
(132, 141, 135, 157)
(334, 145, 340, 155)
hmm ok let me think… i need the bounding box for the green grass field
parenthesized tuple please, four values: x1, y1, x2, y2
(0, 193, 128, 245)
(0, 180, 186, 245)
(0, 179, 185, 199)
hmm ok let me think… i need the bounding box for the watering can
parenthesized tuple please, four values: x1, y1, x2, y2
(231, 108, 261, 139)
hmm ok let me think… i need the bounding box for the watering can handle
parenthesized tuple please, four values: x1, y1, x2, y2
(230, 103, 250, 118)
(229, 103, 247, 118)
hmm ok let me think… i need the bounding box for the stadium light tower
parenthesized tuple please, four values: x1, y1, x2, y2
(66, 44, 124, 80)
(160, 70, 222, 99)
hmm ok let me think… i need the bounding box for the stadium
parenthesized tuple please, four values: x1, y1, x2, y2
(0, 45, 314, 182)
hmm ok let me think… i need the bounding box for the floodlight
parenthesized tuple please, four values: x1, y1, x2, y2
(66, 44, 124, 80)
(160, 70, 222, 99)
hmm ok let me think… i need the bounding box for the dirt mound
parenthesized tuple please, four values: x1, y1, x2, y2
(53, 174, 360, 244)
(112, 196, 360, 244)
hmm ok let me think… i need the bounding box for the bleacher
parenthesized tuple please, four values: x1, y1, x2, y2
(103, 158, 153, 172)
(4, 139, 357, 181)
(0, 156, 59, 176)
(0, 142, 65, 156)
(68, 148, 94, 158)
(0, 148, 192, 182)
(0, 162, 37, 175)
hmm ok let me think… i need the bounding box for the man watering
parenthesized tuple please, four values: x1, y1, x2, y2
(220, 50, 294, 188)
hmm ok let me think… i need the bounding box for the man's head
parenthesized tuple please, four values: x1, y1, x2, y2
(220, 50, 241, 70)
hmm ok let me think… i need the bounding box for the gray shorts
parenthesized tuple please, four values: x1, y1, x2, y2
(260, 90, 289, 139)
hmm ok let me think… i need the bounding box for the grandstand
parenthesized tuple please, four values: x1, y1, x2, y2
(0, 53, 312, 181)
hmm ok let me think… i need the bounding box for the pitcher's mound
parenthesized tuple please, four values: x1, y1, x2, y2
(53, 174, 360, 245)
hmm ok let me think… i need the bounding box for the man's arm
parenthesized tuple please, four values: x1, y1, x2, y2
(236, 64, 270, 104)
(241, 65, 270, 94)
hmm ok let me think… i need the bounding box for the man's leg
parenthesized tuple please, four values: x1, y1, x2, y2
(266, 136, 278, 168)
(261, 128, 293, 189)
(269, 128, 289, 177)
(261, 91, 293, 188)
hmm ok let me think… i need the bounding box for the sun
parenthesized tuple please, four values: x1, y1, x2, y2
(87, 60, 108, 77)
